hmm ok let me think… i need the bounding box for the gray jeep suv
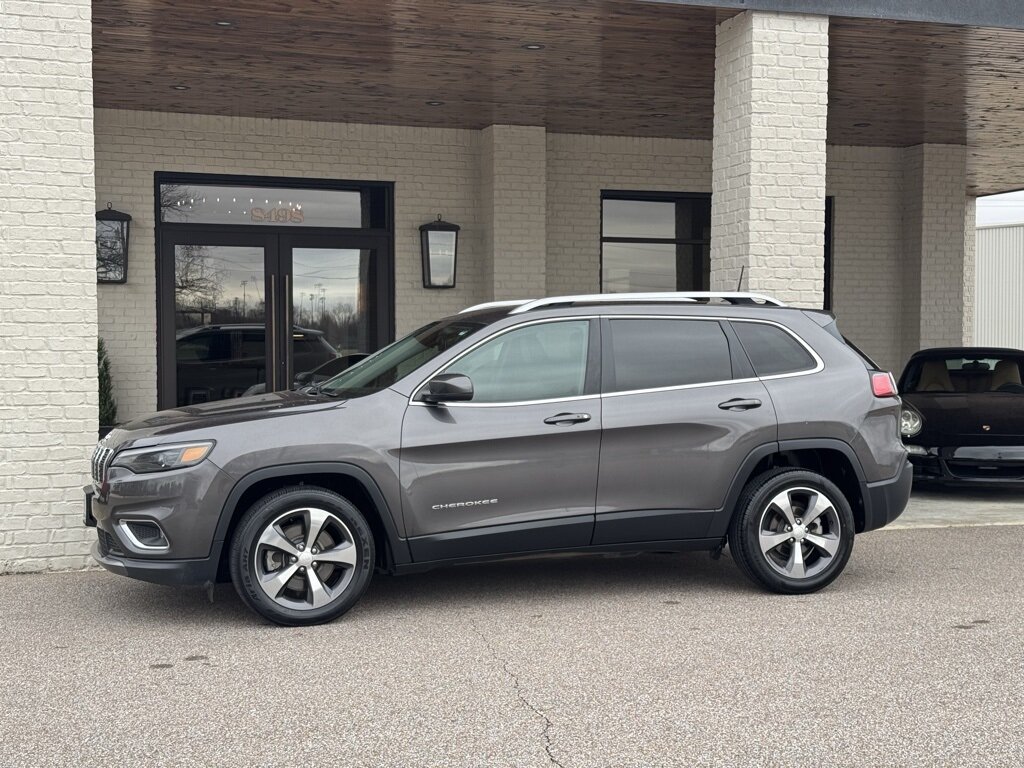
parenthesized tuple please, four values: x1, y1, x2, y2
(86, 292, 911, 626)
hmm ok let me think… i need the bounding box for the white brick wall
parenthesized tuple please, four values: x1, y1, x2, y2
(546, 134, 712, 295)
(0, 0, 97, 572)
(710, 10, 829, 308)
(826, 146, 905, 373)
(482, 126, 547, 299)
(95, 110, 485, 420)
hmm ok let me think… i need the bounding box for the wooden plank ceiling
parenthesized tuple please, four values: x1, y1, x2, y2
(92, 0, 1024, 195)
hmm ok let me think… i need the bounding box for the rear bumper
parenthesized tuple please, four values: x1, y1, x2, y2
(907, 444, 1024, 484)
(91, 541, 219, 586)
(860, 460, 912, 532)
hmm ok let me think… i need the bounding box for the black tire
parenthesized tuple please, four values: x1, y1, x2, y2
(728, 468, 855, 594)
(229, 485, 375, 626)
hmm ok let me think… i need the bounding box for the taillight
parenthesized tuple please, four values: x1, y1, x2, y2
(871, 371, 898, 398)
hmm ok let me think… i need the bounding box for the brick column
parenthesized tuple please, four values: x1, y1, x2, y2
(0, 1, 97, 571)
(710, 11, 829, 307)
(481, 125, 547, 300)
(900, 144, 975, 358)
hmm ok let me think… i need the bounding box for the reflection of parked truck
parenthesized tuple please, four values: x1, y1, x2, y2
(175, 324, 338, 406)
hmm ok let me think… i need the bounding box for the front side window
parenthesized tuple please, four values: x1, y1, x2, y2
(605, 319, 732, 393)
(320, 318, 485, 398)
(443, 321, 591, 403)
(732, 322, 817, 377)
(601, 194, 711, 293)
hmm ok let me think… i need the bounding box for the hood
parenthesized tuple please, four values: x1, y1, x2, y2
(904, 392, 1024, 445)
(108, 391, 345, 446)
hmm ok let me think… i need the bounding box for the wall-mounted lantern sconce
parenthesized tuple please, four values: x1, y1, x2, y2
(420, 215, 460, 289)
(96, 203, 131, 284)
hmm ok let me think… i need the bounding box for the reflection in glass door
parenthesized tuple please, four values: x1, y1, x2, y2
(291, 248, 370, 354)
(169, 241, 274, 407)
(283, 238, 380, 388)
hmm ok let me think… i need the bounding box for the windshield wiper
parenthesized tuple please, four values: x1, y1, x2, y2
(305, 386, 339, 398)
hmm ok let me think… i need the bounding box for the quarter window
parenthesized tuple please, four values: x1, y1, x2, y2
(444, 321, 591, 403)
(605, 319, 733, 393)
(732, 322, 816, 377)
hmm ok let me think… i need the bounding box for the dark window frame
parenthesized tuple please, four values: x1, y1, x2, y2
(599, 191, 712, 293)
(824, 196, 834, 311)
(154, 172, 395, 410)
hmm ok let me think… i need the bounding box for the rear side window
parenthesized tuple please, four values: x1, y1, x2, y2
(606, 319, 732, 393)
(732, 321, 816, 377)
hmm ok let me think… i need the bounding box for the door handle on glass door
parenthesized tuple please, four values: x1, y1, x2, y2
(718, 398, 762, 411)
(543, 413, 591, 426)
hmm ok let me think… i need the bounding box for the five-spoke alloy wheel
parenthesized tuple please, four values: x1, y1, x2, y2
(728, 469, 855, 594)
(230, 486, 374, 626)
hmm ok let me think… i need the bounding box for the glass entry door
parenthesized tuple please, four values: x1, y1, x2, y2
(279, 233, 388, 390)
(158, 230, 390, 409)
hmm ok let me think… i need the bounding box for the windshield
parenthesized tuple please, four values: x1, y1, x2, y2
(902, 354, 1024, 394)
(318, 318, 486, 398)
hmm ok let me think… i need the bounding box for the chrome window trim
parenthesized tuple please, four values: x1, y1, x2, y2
(727, 317, 824, 379)
(408, 316, 598, 406)
(602, 376, 762, 399)
(408, 313, 823, 407)
(115, 519, 171, 551)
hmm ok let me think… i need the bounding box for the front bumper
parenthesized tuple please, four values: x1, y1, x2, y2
(860, 460, 912, 532)
(906, 444, 1024, 484)
(92, 540, 219, 586)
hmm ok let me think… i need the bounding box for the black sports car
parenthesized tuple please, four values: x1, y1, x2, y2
(898, 347, 1024, 484)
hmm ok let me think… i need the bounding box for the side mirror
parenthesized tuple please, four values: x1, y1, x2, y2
(419, 373, 474, 405)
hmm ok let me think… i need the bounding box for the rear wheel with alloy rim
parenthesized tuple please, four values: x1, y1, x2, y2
(230, 486, 374, 625)
(728, 469, 855, 594)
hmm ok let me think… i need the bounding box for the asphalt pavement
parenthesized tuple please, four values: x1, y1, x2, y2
(1, 517, 1022, 767)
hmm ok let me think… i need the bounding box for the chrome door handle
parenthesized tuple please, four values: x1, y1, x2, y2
(544, 412, 591, 426)
(718, 398, 762, 411)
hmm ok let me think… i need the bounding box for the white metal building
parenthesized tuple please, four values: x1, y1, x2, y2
(976, 223, 1024, 350)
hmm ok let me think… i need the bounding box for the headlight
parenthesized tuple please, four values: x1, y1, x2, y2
(900, 407, 923, 438)
(111, 441, 214, 473)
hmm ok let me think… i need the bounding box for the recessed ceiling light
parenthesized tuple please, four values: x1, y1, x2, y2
(425, 100, 444, 106)
(171, 85, 190, 91)
(853, 122, 871, 128)
(650, 113, 668, 118)
(214, 20, 234, 27)
(521, 43, 545, 50)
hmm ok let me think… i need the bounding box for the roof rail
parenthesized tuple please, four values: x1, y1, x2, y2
(507, 292, 785, 314)
(459, 299, 531, 314)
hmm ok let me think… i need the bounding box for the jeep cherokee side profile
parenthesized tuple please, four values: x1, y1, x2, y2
(86, 293, 911, 626)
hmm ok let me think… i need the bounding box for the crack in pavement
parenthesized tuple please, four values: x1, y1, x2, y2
(468, 618, 564, 768)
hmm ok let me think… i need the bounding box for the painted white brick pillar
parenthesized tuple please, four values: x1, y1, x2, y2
(710, 11, 829, 307)
(481, 125, 547, 300)
(0, 0, 98, 572)
(900, 144, 975, 360)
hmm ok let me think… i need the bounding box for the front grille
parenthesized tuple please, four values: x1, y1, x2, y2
(97, 529, 125, 558)
(91, 444, 114, 483)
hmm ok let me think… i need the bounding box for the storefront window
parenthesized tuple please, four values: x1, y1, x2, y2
(158, 183, 374, 228)
(600, 193, 711, 293)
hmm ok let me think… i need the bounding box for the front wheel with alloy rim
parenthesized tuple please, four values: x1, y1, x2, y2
(728, 469, 855, 594)
(229, 486, 375, 626)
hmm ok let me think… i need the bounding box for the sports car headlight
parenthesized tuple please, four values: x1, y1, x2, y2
(900, 407, 923, 438)
(111, 442, 214, 474)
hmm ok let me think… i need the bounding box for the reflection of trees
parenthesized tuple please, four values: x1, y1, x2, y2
(96, 221, 126, 281)
(175, 244, 224, 311)
(160, 184, 196, 221)
(295, 299, 366, 351)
